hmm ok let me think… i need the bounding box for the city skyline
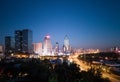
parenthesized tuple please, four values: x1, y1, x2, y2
(0, 0, 120, 50)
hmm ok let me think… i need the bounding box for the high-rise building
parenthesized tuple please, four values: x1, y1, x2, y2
(63, 35, 71, 55)
(15, 30, 22, 53)
(5, 36, 15, 56)
(33, 42, 42, 55)
(22, 29, 33, 54)
(43, 35, 52, 55)
(55, 42, 59, 56)
(15, 29, 33, 54)
(64, 35, 70, 50)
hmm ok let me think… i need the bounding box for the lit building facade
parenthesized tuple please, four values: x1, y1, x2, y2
(33, 42, 42, 55)
(43, 35, 52, 55)
(5, 36, 15, 56)
(55, 42, 59, 56)
(0, 45, 3, 52)
(0, 45, 4, 55)
(22, 29, 33, 54)
(75, 48, 100, 54)
(15, 29, 33, 54)
(15, 30, 22, 53)
(64, 35, 70, 50)
(63, 35, 71, 55)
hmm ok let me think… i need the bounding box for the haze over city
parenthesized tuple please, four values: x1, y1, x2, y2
(0, 0, 120, 50)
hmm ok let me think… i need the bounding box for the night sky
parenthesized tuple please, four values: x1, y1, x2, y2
(0, 0, 120, 49)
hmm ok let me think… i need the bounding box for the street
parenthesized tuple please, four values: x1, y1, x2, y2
(69, 54, 120, 82)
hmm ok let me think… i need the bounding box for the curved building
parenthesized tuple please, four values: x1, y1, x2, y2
(63, 35, 71, 55)
(64, 35, 70, 50)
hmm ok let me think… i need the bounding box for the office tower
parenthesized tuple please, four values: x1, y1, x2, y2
(55, 42, 59, 56)
(64, 35, 70, 51)
(64, 35, 70, 50)
(43, 35, 52, 55)
(63, 35, 71, 55)
(33, 42, 42, 55)
(5, 36, 15, 56)
(22, 29, 33, 54)
(15, 29, 33, 54)
(15, 30, 22, 53)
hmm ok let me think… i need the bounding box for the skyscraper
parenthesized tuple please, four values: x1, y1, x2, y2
(64, 35, 70, 50)
(5, 36, 15, 56)
(63, 35, 71, 55)
(15, 30, 22, 53)
(15, 29, 33, 54)
(22, 29, 33, 54)
(55, 42, 59, 56)
(43, 35, 52, 55)
(33, 42, 42, 55)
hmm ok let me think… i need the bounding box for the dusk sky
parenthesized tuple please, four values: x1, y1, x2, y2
(0, 0, 120, 49)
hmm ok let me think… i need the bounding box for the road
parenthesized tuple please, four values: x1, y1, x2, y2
(69, 54, 120, 82)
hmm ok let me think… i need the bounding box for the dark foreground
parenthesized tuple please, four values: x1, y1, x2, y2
(0, 58, 110, 82)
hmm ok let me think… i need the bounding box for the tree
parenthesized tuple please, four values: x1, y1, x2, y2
(80, 67, 110, 82)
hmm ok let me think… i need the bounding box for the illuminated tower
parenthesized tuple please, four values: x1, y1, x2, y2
(15, 30, 22, 53)
(63, 35, 71, 55)
(15, 29, 33, 54)
(43, 35, 52, 55)
(64, 35, 70, 51)
(55, 42, 59, 56)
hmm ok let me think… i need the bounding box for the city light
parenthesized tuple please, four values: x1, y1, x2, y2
(46, 35, 50, 38)
(0, 0, 120, 82)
